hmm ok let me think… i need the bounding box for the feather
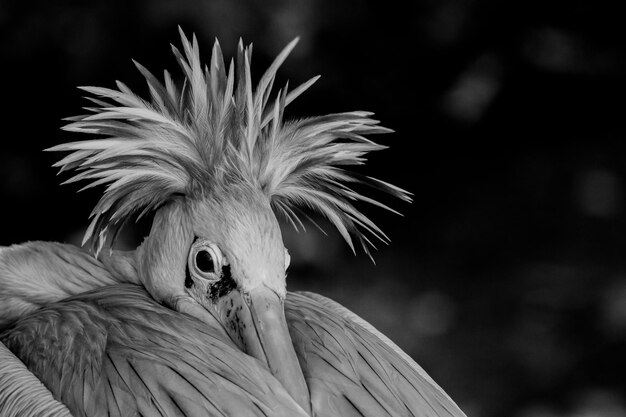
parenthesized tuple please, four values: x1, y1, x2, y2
(50, 28, 410, 256)
(286, 292, 467, 417)
(1, 285, 308, 417)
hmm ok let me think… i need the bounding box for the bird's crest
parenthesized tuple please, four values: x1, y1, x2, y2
(50, 28, 412, 258)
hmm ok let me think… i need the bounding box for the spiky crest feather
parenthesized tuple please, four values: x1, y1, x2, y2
(49, 28, 412, 258)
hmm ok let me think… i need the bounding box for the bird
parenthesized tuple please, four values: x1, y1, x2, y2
(0, 28, 466, 417)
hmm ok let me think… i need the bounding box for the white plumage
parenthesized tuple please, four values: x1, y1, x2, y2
(0, 28, 466, 417)
(49, 27, 410, 258)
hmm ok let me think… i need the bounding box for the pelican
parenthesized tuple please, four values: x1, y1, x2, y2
(0, 29, 466, 417)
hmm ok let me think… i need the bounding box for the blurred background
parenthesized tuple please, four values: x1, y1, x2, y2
(1, 1, 626, 416)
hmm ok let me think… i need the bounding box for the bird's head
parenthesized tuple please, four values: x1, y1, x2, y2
(50, 28, 411, 413)
(135, 180, 306, 407)
(188, 183, 288, 298)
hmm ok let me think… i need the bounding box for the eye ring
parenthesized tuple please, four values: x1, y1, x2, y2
(188, 239, 225, 281)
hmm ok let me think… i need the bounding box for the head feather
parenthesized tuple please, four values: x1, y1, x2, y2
(49, 27, 412, 258)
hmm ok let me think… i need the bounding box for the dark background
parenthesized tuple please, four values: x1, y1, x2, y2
(2, 1, 626, 416)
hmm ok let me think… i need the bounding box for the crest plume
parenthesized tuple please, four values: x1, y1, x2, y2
(49, 28, 412, 258)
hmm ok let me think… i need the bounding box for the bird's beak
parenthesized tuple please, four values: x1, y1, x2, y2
(215, 287, 311, 414)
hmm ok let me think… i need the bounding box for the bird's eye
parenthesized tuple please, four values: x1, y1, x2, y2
(195, 250, 215, 273)
(188, 239, 224, 281)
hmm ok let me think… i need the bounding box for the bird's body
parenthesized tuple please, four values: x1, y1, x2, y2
(2, 283, 306, 417)
(1, 242, 463, 417)
(0, 29, 466, 416)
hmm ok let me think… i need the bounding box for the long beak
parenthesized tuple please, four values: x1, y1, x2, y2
(216, 287, 311, 414)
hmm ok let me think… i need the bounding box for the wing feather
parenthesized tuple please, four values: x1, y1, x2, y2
(286, 291, 466, 417)
(1, 285, 308, 417)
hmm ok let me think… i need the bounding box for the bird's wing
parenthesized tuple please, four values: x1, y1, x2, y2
(0, 241, 139, 328)
(285, 291, 466, 417)
(0, 341, 73, 417)
(1, 285, 308, 417)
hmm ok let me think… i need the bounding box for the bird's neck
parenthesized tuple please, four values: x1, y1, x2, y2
(0, 241, 140, 328)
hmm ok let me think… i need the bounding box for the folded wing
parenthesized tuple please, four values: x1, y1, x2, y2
(285, 292, 466, 417)
(1, 285, 308, 417)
